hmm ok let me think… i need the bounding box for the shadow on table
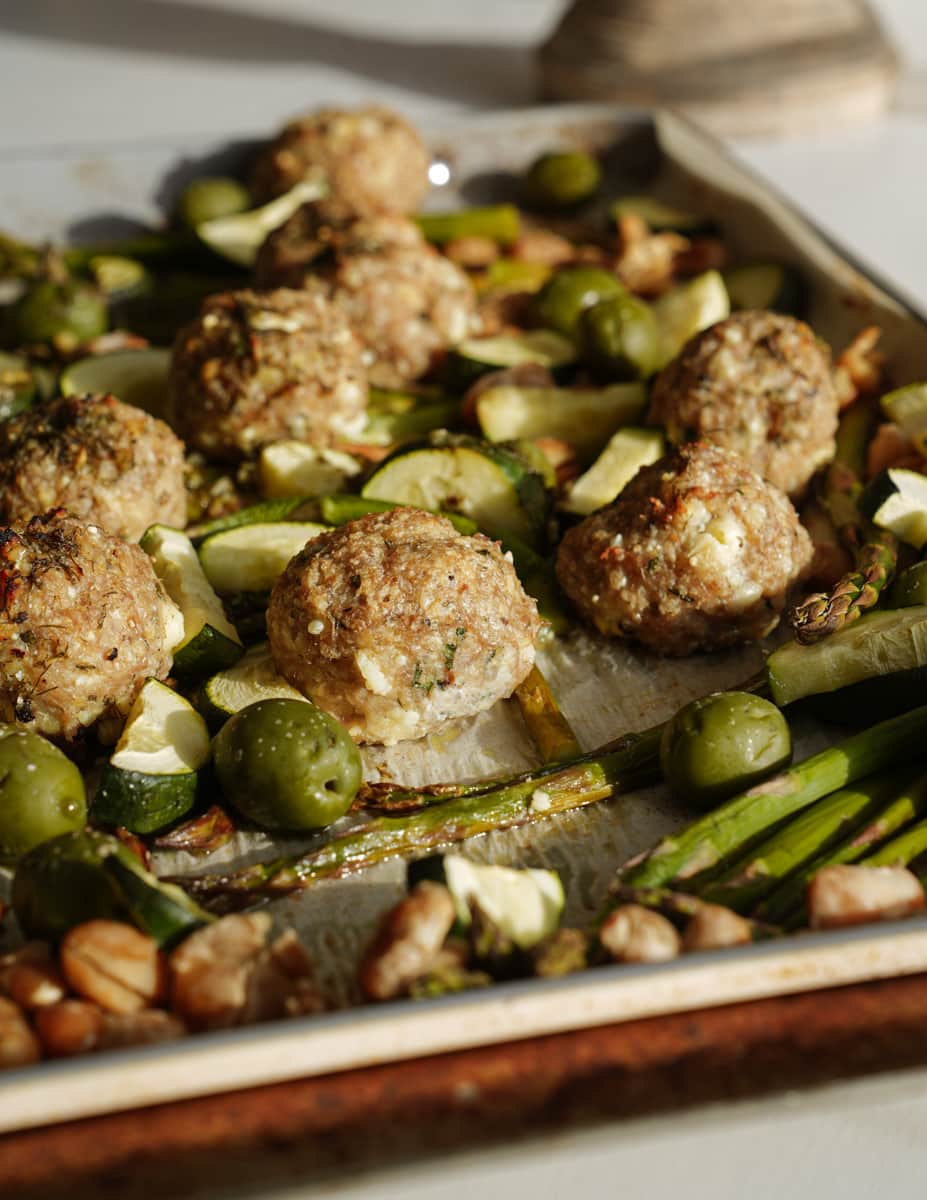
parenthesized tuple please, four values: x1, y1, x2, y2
(0, 0, 548, 108)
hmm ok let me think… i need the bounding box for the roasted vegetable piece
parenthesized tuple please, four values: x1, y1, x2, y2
(7, 277, 107, 350)
(0, 726, 86, 863)
(177, 177, 251, 229)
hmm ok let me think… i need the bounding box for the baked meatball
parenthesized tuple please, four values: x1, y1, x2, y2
(556, 442, 813, 656)
(647, 311, 839, 497)
(0, 393, 186, 541)
(256, 208, 476, 387)
(249, 105, 430, 218)
(170, 288, 367, 462)
(0, 510, 183, 740)
(266, 508, 540, 745)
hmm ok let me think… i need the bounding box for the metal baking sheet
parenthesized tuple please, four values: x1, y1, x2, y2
(2, 103, 927, 1134)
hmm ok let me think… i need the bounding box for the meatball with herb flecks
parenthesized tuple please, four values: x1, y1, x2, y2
(647, 310, 838, 498)
(249, 105, 430, 218)
(266, 507, 540, 745)
(169, 288, 367, 462)
(0, 510, 183, 741)
(255, 207, 477, 387)
(0, 393, 186, 542)
(555, 442, 812, 656)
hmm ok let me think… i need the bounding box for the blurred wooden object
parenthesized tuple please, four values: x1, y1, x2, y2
(539, 0, 898, 137)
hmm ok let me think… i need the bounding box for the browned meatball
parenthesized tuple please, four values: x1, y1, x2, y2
(266, 508, 540, 745)
(647, 311, 838, 498)
(249, 105, 430, 218)
(556, 442, 813, 656)
(256, 207, 476, 387)
(170, 288, 367, 462)
(0, 510, 183, 740)
(0, 393, 186, 541)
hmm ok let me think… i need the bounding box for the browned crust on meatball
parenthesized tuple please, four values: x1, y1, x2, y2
(169, 288, 367, 462)
(555, 442, 813, 656)
(0, 394, 186, 541)
(0, 510, 180, 740)
(249, 105, 430, 218)
(266, 507, 540, 745)
(647, 311, 838, 498)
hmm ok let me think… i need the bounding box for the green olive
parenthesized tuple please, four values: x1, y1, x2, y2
(213, 698, 362, 831)
(522, 151, 602, 211)
(579, 294, 662, 380)
(889, 561, 927, 608)
(8, 278, 107, 349)
(660, 692, 792, 810)
(532, 266, 625, 337)
(178, 177, 252, 229)
(12, 830, 127, 940)
(0, 726, 87, 863)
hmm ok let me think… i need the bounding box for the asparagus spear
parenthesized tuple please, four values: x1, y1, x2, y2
(617, 704, 927, 890)
(415, 205, 520, 246)
(755, 768, 927, 926)
(698, 769, 912, 913)
(514, 664, 582, 763)
(861, 817, 927, 869)
(177, 730, 663, 899)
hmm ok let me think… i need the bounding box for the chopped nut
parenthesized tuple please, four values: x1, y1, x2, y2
(34, 1000, 104, 1057)
(0, 942, 57, 998)
(866, 423, 922, 480)
(683, 903, 752, 951)
(0, 996, 41, 1068)
(359, 881, 457, 1001)
(99, 1009, 186, 1050)
(834, 325, 886, 409)
(807, 865, 926, 930)
(599, 904, 681, 963)
(510, 230, 575, 266)
(612, 213, 689, 297)
(61, 921, 166, 1015)
(443, 236, 499, 269)
(7, 958, 67, 1010)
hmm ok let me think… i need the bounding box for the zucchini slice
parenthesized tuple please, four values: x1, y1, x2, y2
(361, 433, 550, 549)
(610, 196, 715, 235)
(880, 383, 927, 456)
(859, 467, 927, 549)
(198, 521, 328, 594)
(59, 348, 171, 420)
(561, 426, 665, 515)
(199, 642, 308, 731)
(766, 605, 927, 708)
(196, 179, 325, 266)
(140, 524, 243, 680)
(475, 383, 646, 463)
(441, 855, 565, 950)
(653, 270, 730, 367)
(723, 263, 804, 315)
(94, 679, 211, 834)
(443, 330, 576, 388)
(259, 440, 361, 499)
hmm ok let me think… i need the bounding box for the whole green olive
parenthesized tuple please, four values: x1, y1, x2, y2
(532, 266, 625, 337)
(8, 278, 107, 350)
(660, 692, 792, 809)
(579, 293, 662, 380)
(178, 177, 252, 229)
(12, 830, 127, 941)
(213, 698, 362, 832)
(0, 726, 87, 863)
(522, 150, 602, 211)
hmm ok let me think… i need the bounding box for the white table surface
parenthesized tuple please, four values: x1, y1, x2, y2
(3, 1, 927, 1196)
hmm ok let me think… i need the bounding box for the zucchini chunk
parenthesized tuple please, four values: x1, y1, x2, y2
(475, 382, 646, 463)
(610, 196, 715, 235)
(766, 605, 927, 707)
(60, 348, 171, 420)
(196, 179, 324, 266)
(859, 467, 927, 549)
(259, 440, 361, 499)
(880, 383, 927, 456)
(199, 642, 308, 731)
(140, 524, 243, 680)
(653, 270, 730, 367)
(723, 263, 804, 315)
(94, 680, 211, 834)
(443, 330, 576, 388)
(361, 433, 550, 549)
(198, 521, 328, 595)
(561, 426, 665, 515)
